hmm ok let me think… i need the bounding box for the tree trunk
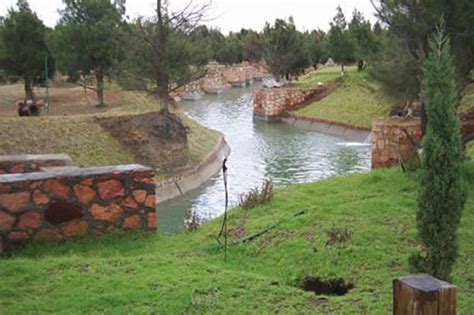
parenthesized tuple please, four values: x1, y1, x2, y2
(357, 60, 364, 72)
(341, 63, 345, 76)
(96, 73, 105, 107)
(24, 79, 34, 100)
(158, 78, 169, 114)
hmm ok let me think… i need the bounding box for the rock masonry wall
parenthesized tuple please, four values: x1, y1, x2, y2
(180, 62, 266, 98)
(0, 154, 72, 175)
(0, 155, 156, 253)
(253, 87, 323, 117)
(371, 118, 422, 169)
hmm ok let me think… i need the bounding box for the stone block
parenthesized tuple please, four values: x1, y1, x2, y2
(97, 179, 125, 200)
(0, 192, 30, 213)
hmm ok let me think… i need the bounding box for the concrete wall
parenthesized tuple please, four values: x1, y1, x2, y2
(156, 135, 230, 203)
(0, 157, 156, 253)
(282, 114, 371, 142)
(371, 118, 422, 169)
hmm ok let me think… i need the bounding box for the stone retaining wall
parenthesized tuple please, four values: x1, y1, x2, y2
(180, 62, 266, 99)
(0, 161, 156, 253)
(253, 87, 323, 117)
(371, 118, 422, 169)
(0, 154, 72, 175)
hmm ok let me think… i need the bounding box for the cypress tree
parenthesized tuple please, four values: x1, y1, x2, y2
(409, 25, 466, 280)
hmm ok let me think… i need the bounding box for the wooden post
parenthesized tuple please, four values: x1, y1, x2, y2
(393, 274, 456, 315)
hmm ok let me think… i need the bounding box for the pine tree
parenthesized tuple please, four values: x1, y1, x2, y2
(409, 25, 466, 280)
(0, 0, 54, 99)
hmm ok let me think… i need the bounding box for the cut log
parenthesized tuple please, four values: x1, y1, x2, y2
(393, 274, 456, 315)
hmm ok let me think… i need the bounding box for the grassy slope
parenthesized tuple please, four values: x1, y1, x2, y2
(292, 66, 351, 87)
(1, 166, 473, 314)
(294, 67, 395, 129)
(0, 84, 219, 169)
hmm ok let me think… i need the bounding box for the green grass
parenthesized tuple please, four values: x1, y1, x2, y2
(295, 69, 396, 128)
(291, 66, 353, 87)
(0, 87, 220, 170)
(1, 165, 473, 313)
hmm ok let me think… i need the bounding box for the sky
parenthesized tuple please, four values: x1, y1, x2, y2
(0, 0, 378, 33)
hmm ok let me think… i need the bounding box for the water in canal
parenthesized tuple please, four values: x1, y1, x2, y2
(158, 85, 371, 234)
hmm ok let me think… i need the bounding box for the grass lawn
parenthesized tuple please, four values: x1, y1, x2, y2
(1, 165, 473, 313)
(295, 69, 396, 129)
(0, 84, 220, 171)
(291, 66, 352, 87)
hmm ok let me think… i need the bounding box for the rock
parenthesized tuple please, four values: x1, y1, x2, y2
(18, 211, 41, 229)
(0, 192, 30, 213)
(33, 190, 49, 205)
(8, 231, 29, 241)
(97, 179, 125, 200)
(74, 184, 97, 204)
(133, 190, 147, 203)
(148, 212, 157, 229)
(145, 195, 156, 208)
(122, 196, 138, 209)
(35, 229, 63, 240)
(63, 220, 88, 237)
(123, 215, 141, 230)
(43, 179, 70, 199)
(0, 211, 15, 230)
(90, 203, 123, 222)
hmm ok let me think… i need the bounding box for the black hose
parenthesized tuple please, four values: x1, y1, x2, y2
(217, 158, 229, 261)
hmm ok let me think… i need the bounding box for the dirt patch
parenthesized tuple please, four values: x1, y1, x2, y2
(325, 227, 351, 246)
(99, 111, 191, 172)
(301, 277, 354, 296)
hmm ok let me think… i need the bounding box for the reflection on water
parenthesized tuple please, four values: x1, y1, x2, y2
(158, 85, 371, 234)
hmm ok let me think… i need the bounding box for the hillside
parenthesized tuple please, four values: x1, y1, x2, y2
(293, 67, 396, 129)
(0, 84, 220, 178)
(1, 164, 473, 313)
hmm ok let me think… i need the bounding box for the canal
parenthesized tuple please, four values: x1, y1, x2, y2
(158, 85, 371, 233)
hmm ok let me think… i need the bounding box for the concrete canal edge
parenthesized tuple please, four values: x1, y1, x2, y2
(155, 134, 231, 204)
(281, 113, 371, 142)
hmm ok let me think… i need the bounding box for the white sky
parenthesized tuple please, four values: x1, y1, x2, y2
(0, 0, 378, 33)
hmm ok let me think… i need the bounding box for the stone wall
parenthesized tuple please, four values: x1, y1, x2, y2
(0, 159, 156, 253)
(0, 154, 72, 175)
(180, 62, 266, 99)
(253, 87, 323, 117)
(371, 118, 422, 169)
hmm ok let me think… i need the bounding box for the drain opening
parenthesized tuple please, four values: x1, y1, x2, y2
(45, 201, 84, 225)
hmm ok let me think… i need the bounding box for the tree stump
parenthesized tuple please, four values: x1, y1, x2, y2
(393, 274, 456, 315)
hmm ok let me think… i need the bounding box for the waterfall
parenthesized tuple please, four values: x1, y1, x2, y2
(364, 132, 373, 144)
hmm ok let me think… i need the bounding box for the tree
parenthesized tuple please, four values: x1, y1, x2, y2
(263, 18, 308, 80)
(216, 33, 243, 65)
(409, 25, 465, 280)
(348, 10, 379, 71)
(327, 7, 355, 74)
(371, 0, 474, 133)
(242, 30, 265, 63)
(303, 30, 326, 69)
(52, 0, 125, 107)
(119, 0, 210, 113)
(0, 0, 54, 99)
